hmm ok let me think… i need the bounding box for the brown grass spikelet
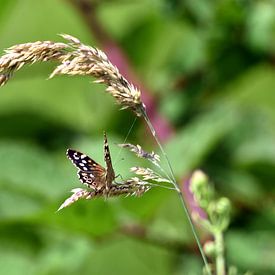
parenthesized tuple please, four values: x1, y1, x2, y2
(51, 34, 144, 115)
(0, 74, 9, 87)
(0, 34, 144, 115)
(131, 166, 171, 183)
(57, 180, 150, 211)
(118, 143, 160, 165)
(0, 41, 68, 86)
(57, 188, 91, 211)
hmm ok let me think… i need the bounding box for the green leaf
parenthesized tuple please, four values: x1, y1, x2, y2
(148, 193, 197, 244)
(217, 170, 264, 207)
(165, 104, 239, 176)
(84, 235, 174, 275)
(0, 0, 91, 47)
(246, 2, 275, 52)
(227, 231, 275, 273)
(0, 78, 116, 133)
(0, 142, 67, 200)
(224, 65, 275, 119)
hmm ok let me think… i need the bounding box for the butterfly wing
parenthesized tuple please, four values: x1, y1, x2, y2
(67, 149, 106, 190)
(103, 132, 115, 189)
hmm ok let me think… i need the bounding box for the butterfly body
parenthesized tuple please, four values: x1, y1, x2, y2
(66, 132, 115, 192)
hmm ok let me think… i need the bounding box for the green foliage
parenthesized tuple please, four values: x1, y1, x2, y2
(0, 0, 275, 274)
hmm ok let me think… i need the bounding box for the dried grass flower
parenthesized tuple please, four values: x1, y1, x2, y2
(0, 41, 68, 86)
(118, 143, 160, 166)
(57, 180, 150, 211)
(119, 142, 175, 188)
(0, 34, 144, 115)
(130, 166, 172, 184)
(52, 34, 144, 115)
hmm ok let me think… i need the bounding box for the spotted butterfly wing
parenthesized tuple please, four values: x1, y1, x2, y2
(103, 132, 115, 189)
(66, 133, 115, 191)
(66, 149, 106, 191)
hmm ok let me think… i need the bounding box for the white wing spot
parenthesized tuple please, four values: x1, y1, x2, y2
(73, 153, 80, 160)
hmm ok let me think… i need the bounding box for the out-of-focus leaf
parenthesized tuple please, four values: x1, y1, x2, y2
(0, 78, 116, 133)
(225, 65, 275, 119)
(227, 231, 275, 273)
(0, 251, 35, 275)
(174, 254, 203, 275)
(165, 104, 239, 176)
(123, 19, 186, 92)
(125, 18, 207, 92)
(98, 0, 155, 39)
(0, 142, 67, 200)
(184, 0, 214, 23)
(217, 170, 264, 207)
(52, 198, 118, 237)
(169, 23, 207, 74)
(0, 190, 42, 219)
(246, 2, 275, 52)
(232, 125, 275, 167)
(83, 235, 174, 275)
(0, 0, 91, 47)
(249, 202, 275, 229)
(160, 91, 189, 124)
(119, 188, 172, 223)
(0, 223, 38, 275)
(35, 229, 93, 275)
(0, 225, 95, 275)
(0, 142, 74, 219)
(0, 0, 17, 25)
(148, 193, 197, 244)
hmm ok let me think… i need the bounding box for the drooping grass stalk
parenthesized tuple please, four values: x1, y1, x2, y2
(141, 108, 212, 275)
(140, 108, 177, 186)
(0, 35, 211, 274)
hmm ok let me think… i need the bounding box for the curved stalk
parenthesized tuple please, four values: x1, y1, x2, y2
(141, 107, 211, 275)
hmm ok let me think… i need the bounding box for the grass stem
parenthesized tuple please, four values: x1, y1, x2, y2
(141, 107, 212, 275)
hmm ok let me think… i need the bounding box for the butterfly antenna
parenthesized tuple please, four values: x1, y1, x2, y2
(114, 117, 137, 165)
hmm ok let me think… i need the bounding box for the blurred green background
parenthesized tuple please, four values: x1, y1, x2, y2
(0, 0, 275, 274)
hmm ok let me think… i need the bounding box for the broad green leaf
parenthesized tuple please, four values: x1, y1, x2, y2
(35, 229, 94, 275)
(148, 193, 198, 244)
(0, 0, 91, 47)
(165, 104, 239, 177)
(0, 78, 117, 132)
(0, 189, 42, 219)
(174, 254, 203, 275)
(84, 235, 174, 275)
(246, 2, 275, 52)
(0, 142, 67, 200)
(224, 65, 275, 119)
(216, 170, 264, 207)
(98, 0, 156, 39)
(227, 231, 275, 273)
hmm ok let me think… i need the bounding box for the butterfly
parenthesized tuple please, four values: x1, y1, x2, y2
(66, 132, 115, 192)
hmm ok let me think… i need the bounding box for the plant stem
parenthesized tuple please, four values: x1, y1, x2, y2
(141, 108, 177, 186)
(141, 107, 212, 275)
(177, 191, 212, 275)
(215, 231, 225, 275)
